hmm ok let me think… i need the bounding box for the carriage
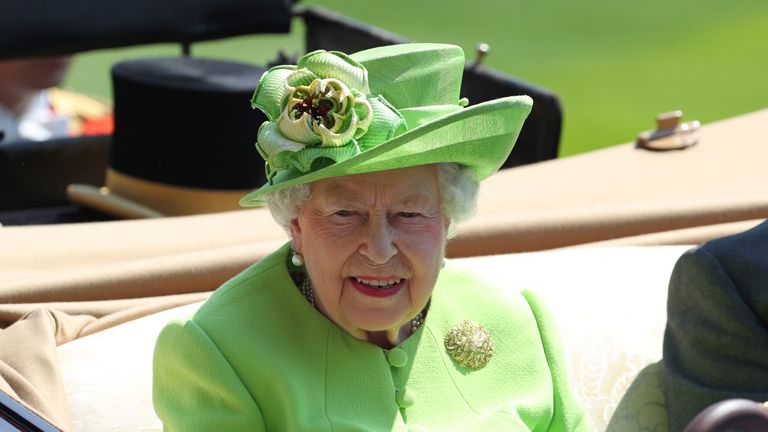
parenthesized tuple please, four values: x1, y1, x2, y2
(1, 0, 766, 430)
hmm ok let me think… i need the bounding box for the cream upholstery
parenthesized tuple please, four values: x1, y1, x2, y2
(57, 245, 689, 431)
(57, 304, 201, 432)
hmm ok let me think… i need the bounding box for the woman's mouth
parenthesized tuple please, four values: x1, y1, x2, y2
(350, 277, 404, 298)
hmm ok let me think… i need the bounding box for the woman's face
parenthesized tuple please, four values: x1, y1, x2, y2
(291, 165, 449, 342)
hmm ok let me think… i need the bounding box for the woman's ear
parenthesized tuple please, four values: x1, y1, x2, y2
(289, 218, 302, 252)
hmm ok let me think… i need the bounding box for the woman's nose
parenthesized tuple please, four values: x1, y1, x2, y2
(359, 218, 398, 264)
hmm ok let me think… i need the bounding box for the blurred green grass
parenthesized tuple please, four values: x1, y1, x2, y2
(63, 0, 768, 156)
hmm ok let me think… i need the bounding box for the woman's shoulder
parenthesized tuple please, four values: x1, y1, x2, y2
(156, 243, 321, 357)
(192, 243, 295, 323)
(430, 264, 557, 344)
(435, 264, 538, 318)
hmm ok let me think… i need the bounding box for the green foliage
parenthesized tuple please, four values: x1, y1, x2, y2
(64, 0, 768, 156)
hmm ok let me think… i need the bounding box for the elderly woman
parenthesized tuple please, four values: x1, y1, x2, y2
(153, 43, 589, 431)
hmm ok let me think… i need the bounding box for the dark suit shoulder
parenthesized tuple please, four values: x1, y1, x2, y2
(699, 220, 768, 308)
(704, 219, 768, 257)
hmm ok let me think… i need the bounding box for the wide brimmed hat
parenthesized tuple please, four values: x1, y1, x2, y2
(240, 43, 533, 207)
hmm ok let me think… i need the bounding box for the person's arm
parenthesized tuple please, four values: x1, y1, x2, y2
(522, 289, 592, 432)
(153, 319, 265, 432)
(663, 247, 768, 431)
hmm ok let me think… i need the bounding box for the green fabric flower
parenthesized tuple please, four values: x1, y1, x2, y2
(251, 50, 405, 182)
(278, 77, 371, 147)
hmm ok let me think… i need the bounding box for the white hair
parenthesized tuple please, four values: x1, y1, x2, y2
(264, 163, 479, 239)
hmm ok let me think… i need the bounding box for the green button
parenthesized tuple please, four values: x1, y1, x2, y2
(395, 388, 415, 408)
(387, 348, 408, 367)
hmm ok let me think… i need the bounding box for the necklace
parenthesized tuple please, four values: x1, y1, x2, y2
(299, 276, 426, 333)
(299, 275, 316, 308)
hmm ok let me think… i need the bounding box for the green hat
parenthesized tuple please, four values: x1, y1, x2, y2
(240, 43, 532, 207)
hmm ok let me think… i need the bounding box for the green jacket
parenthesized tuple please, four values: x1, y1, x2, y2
(153, 243, 589, 431)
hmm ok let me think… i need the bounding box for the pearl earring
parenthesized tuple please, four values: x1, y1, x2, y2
(291, 251, 305, 267)
(440, 258, 446, 269)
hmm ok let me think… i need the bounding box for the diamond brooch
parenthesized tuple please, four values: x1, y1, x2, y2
(444, 319, 494, 369)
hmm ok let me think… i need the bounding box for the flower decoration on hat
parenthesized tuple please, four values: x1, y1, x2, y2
(251, 50, 405, 182)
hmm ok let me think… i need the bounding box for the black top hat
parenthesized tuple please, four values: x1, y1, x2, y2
(68, 56, 267, 218)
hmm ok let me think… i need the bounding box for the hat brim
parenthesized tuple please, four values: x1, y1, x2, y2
(240, 95, 533, 206)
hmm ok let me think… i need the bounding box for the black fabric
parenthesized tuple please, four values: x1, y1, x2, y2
(0, 0, 295, 60)
(461, 66, 561, 167)
(110, 57, 268, 189)
(0, 205, 115, 226)
(300, 7, 410, 55)
(300, 6, 562, 168)
(0, 135, 109, 211)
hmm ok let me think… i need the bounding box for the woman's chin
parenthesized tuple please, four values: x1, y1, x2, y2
(341, 284, 410, 331)
(328, 277, 430, 342)
(345, 310, 407, 334)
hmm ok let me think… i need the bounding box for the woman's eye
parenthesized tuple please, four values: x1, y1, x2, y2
(399, 211, 421, 218)
(334, 210, 354, 217)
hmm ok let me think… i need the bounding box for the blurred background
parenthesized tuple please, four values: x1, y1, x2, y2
(63, 0, 767, 156)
